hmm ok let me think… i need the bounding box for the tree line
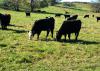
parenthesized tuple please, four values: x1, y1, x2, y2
(0, 0, 100, 13)
(0, 0, 57, 11)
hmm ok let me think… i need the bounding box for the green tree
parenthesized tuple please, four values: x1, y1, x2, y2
(30, 0, 34, 12)
(1, 0, 58, 11)
(14, 0, 19, 11)
(2, 0, 25, 11)
(40, 0, 48, 8)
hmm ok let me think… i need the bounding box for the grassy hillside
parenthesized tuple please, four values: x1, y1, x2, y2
(40, 2, 96, 15)
(0, 3, 100, 71)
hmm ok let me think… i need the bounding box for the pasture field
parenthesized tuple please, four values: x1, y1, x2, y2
(0, 3, 100, 71)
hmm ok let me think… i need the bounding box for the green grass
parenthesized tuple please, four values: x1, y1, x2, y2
(0, 3, 100, 71)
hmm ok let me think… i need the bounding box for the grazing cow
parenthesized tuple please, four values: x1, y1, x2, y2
(25, 10, 31, 16)
(65, 11, 69, 14)
(34, 10, 46, 13)
(34, 10, 41, 13)
(92, 15, 94, 17)
(56, 20, 82, 41)
(5, 14, 11, 25)
(55, 13, 62, 17)
(84, 15, 89, 18)
(64, 14, 70, 19)
(0, 13, 11, 30)
(29, 17, 55, 40)
(67, 15, 78, 20)
(96, 17, 100, 22)
(25, 12, 30, 16)
(41, 11, 46, 13)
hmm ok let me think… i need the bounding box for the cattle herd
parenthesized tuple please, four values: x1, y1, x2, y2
(0, 12, 100, 41)
(29, 14, 100, 41)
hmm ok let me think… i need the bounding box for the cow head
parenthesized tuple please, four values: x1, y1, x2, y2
(28, 31, 36, 40)
(28, 31, 32, 40)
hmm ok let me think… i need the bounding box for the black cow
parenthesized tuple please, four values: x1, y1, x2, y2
(84, 15, 89, 18)
(34, 10, 41, 13)
(67, 15, 78, 20)
(96, 17, 100, 22)
(92, 15, 94, 17)
(5, 14, 11, 25)
(25, 12, 30, 16)
(65, 11, 69, 14)
(55, 13, 62, 17)
(64, 14, 70, 19)
(56, 20, 82, 41)
(0, 13, 11, 30)
(40, 11, 46, 13)
(29, 17, 55, 40)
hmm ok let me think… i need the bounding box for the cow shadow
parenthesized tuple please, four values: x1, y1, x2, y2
(0, 28, 28, 33)
(58, 39, 100, 45)
(0, 44, 7, 48)
(40, 38, 100, 45)
(7, 28, 28, 33)
(40, 38, 55, 42)
(9, 24, 23, 28)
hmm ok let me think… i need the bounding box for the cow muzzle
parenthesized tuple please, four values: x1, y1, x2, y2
(28, 31, 32, 40)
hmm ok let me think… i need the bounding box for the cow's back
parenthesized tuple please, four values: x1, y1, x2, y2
(59, 20, 81, 34)
(32, 17, 55, 31)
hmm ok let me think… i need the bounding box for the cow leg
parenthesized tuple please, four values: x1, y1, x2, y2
(2, 25, 5, 30)
(75, 32, 79, 40)
(64, 34, 67, 41)
(68, 34, 71, 40)
(37, 34, 39, 40)
(51, 29, 54, 38)
(75, 33, 77, 36)
(37, 32, 41, 40)
(4, 26, 7, 30)
(1, 25, 3, 29)
(46, 30, 50, 40)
